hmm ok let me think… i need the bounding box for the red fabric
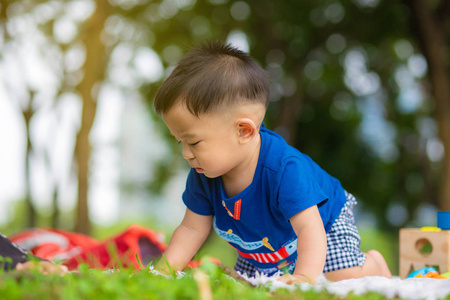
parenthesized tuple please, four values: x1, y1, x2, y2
(9, 227, 98, 261)
(9, 224, 167, 271)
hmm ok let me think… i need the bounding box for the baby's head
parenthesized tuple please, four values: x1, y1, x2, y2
(154, 42, 270, 179)
(154, 41, 269, 119)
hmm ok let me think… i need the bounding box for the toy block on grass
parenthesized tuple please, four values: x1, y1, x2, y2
(399, 228, 450, 279)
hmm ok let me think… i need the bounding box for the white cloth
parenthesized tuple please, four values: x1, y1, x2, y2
(242, 273, 450, 300)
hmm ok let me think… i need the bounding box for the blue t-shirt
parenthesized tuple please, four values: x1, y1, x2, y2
(182, 126, 347, 275)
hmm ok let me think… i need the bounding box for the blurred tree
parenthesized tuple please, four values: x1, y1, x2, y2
(22, 91, 37, 228)
(1, 4, 38, 228)
(1, 0, 448, 235)
(403, 0, 450, 211)
(144, 0, 449, 230)
(73, 0, 112, 234)
(0, 1, 114, 234)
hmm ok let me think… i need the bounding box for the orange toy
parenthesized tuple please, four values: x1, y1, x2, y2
(415, 271, 448, 279)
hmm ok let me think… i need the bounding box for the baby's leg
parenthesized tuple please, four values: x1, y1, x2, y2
(324, 250, 392, 281)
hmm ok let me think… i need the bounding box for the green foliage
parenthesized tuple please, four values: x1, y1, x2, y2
(0, 259, 394, 300)
(139, 0, 444, 232)
(0, 256, 14, 272)
(2, 0, 445, 237)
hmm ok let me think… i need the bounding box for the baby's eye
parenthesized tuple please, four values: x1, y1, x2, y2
(189, 141, 200, 146)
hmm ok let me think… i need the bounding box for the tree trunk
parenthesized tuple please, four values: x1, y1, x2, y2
(275, 94, 303, 145)
(406, 0, 450, 211)
(51, 186, 59, 228)
(74, 1, 111, 234)
(23, 101, 36, 228)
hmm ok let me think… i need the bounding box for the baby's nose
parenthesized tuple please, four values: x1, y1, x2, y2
(182, 146, 195, 160)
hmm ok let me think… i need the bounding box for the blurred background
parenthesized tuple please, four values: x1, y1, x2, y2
(1, 0, 449, 276)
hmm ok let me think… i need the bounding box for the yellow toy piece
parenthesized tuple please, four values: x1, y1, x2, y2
(420, 226, 441, 232)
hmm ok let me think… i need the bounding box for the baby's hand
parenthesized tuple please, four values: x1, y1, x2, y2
(277, 273, 315, 285)
(16, 261, 69, 276)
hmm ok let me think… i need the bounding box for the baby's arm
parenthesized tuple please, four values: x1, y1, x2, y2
(278, 205, 326, 284)
(157, 208, 212, 273)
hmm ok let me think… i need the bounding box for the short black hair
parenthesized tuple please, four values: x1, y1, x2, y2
(154, 41, 270, 116)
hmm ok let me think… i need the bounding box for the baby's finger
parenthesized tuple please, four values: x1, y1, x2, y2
(276, 274, 295, 284)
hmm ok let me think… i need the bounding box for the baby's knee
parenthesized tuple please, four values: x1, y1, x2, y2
(366, 250, 386, 266)
(364, 250, 392, 278)
(366, 249, 382, 260)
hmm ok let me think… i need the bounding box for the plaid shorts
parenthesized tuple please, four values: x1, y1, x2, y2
(234, 191, 366, 277)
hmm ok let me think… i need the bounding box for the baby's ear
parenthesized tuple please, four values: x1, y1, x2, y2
(235, 118, 257, 144)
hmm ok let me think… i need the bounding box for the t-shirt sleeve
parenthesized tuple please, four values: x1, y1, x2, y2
(277, 158, 329, 222)
(182, 168, 214, 216)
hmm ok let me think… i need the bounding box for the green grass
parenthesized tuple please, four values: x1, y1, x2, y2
(1, 215, 399, 278)
(0, 259, 390, 300)
(0, 222, 403, 299)
(1, 215, 400, 299)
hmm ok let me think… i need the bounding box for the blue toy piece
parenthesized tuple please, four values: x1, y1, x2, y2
(437, 212, 450, 230)
(406, 266, 437, 279)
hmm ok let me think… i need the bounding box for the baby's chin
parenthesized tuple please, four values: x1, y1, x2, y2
(199, 170, 222, 179)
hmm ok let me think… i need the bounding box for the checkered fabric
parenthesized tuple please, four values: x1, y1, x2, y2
(234, 191, 366, 277)
(323, 191, 366, 273)
(234, 253, 258, 277)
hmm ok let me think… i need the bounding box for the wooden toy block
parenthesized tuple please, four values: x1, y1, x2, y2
(399, 228, 450, 278)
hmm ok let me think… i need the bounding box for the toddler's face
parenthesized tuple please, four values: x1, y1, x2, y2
(163, 103, 244, 179)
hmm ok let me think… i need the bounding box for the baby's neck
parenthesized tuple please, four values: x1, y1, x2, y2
(221, 134, 261, 198)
